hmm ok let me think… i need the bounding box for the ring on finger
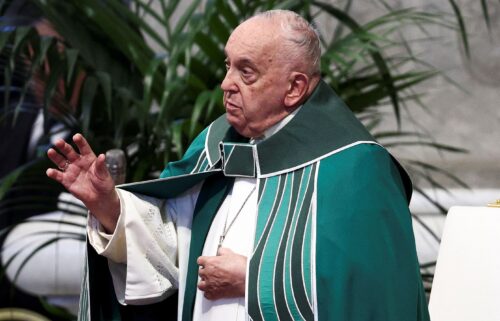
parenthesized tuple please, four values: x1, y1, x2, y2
(59, 160, 70, 172)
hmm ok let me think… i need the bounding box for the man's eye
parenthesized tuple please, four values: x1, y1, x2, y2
(241, 68, 253, 77)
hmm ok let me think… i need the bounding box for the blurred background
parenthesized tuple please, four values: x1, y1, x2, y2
(0, 0, 498, 320)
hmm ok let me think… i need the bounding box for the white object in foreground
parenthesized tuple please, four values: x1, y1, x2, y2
(429, 205, 500, 321)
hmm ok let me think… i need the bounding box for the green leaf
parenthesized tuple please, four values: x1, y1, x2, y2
(105, 0, 169, 51)
(172, 0, 202, 36)
(343, 71, 437, 112)
(132, 0, 165, 22)
(384, 141, 467, 153)
(41, 46, 65, 113)
(142, 56, 165, 116)
(75, 0, 153, 71)
(216, 0, 240, 28)
(0, 30, 10, 53)
(80, 76, 98, 135)
(412, 214, 441, 242)
(171, 120, 186, 159)
(232, 0, 245, 15)
(331, 0, 353, 43)
(313, 1, 402, 126)
(0, 167, 24, 200)
(447, 0, 469, 59)
(412, 185, 447, 213)
(95, 71, 112, 119)
(155, 78, 183, 129)
(194, 32, 225, 63)
(373, 130, 423, 140)
(205, 87, 224, 123)
(208, 13, 231, 44)
(162, 0, 181, 21)
(190, 90, 212, 138)
(65, 48, 79, 83)
(12, 27, 31, 53)
(274, 0, 302, 10)
(480, 0, 491, 32)
(33, 36, 54, 69)
(406, 159, 469, 188)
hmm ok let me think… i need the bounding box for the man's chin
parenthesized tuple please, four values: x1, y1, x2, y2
(225, 115, 252, 138)
(226, 114, 241, 129)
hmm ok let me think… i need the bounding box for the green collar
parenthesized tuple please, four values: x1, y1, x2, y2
(118, 80, 411, 203)
(206, 80, 376, 177)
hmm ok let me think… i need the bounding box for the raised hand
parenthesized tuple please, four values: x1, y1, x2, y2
(46, 133, 120, 232)
(197, 248, 247, 300)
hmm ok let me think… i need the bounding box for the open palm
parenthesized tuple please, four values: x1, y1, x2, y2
(46, 133, 120, 232)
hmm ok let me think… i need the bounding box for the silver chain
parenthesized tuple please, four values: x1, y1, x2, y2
(217, 185, 257, 252)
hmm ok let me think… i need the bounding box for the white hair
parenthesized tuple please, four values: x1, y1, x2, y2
(252, 10, 321, 76)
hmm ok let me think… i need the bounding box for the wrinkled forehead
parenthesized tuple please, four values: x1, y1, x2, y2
(225, 17, 282, 57)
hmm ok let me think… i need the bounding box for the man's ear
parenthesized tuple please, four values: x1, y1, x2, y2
(284, 72, 309, 108)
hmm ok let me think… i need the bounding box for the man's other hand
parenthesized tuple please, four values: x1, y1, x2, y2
(46, 133, 120, 232)
(197, 248, 247, 300)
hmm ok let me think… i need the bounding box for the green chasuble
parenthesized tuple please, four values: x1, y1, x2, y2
(79, 80, 430, 321)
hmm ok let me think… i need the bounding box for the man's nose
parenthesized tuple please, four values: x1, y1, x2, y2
(220, 70, 237, 92)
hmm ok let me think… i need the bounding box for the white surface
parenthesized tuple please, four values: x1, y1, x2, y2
(429, 206, 500, 321)
(410, 188, 499, 265)
(412, 214, 445, 265)
(1, 193, 86, 296)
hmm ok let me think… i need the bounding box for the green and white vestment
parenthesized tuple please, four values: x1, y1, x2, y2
(80, 80, 430, 321)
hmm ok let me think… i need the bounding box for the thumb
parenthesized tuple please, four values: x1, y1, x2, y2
(95, 154, 111, 179)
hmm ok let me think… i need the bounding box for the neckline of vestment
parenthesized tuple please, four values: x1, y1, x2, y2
(204, 80, 377, 177)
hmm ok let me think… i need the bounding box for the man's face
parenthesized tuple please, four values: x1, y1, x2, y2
(221, 18, 291, 138)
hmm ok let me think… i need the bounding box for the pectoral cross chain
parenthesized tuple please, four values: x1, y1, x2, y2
(217, 186, 256, 253)
(218, 235, 225, 251)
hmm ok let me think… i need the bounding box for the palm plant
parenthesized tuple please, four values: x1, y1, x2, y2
(0, 0, 493, 310)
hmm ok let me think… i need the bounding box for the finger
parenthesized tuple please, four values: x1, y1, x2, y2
(47, 148, 68, 169)
(197, 280, 207, 291)
(73, 133, 95, 157)
(204, 291, 215, 300)
(95, 154, 110, 179)
(199, 268, 207, 279)
(46, 168, 64, 183)
(197, 256, 207, 266)
(54, 139, 80, 162)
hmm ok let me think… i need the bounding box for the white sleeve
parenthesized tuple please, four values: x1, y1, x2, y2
(87, 184, 201, 305)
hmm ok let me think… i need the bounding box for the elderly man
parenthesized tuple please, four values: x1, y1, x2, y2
(47, 10, 429, 321)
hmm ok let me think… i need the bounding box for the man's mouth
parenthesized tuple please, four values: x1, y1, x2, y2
(225, 101, 240, 110)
